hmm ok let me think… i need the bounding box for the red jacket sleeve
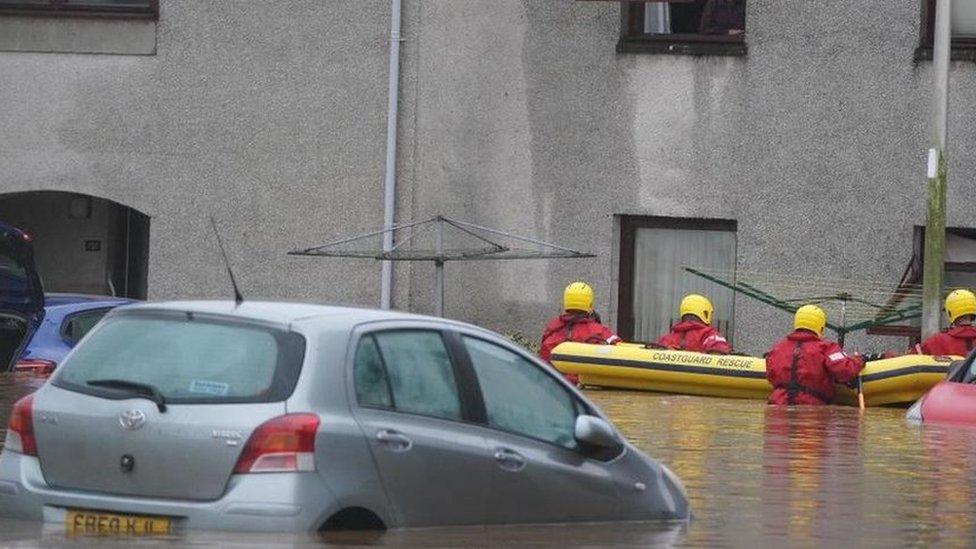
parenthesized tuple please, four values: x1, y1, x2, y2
(702, 330, 732, 354)
(821, 342, 864, 384)
(598, 324, 622, 345)
(656, 332, 678, 349)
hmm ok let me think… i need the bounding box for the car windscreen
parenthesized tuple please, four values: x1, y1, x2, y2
(53, 312, 306, 403)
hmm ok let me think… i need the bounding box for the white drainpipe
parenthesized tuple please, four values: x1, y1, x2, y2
(380, 0, 402, 310)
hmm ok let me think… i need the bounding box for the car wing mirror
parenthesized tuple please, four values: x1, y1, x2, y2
(574, 415, 621, 449)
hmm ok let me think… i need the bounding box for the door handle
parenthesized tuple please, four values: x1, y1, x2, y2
(376, 429, 412, 451)
(493, 448, 526, 472)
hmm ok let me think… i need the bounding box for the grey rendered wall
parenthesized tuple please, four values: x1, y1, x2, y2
(401, 0, 976, 355)
(0, 1, 392, 306)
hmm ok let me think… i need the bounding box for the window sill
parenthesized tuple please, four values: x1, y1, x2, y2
(914, 44, 976, 62)
(0, 15, 156, 55)
(0, 5, 156, 21)
(617, 36, 747, 57)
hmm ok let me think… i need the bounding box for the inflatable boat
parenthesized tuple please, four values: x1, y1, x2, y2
(550, 342, 956, 406)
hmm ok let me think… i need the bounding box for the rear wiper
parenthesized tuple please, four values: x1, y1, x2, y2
(87, 379, 168, 413)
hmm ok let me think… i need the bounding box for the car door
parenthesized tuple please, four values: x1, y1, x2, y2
(456, 334, 622, 524)
(349, 328, 493, 527)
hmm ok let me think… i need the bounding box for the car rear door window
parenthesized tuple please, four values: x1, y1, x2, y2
(463, 337, 579, 449)
(367, 330, 461, 421)
(354, 335, 393, 408)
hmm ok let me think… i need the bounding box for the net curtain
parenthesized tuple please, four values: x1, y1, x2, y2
(631, 227, 737, 344)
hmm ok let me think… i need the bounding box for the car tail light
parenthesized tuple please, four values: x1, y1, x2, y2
(14, 359, 56, 377)
(6, 394, 37, 456)
(233, 414, 319, 474)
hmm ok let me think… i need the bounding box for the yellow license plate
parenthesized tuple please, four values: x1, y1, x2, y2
(66, 509, 171, 535)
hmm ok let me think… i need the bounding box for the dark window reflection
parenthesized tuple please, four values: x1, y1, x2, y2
(644, 0, 745, 36)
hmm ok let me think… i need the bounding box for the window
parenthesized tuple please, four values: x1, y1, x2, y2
(358, 331, 462, 421)
(619, 1, 746, 56)
(617, 216, 737, 343)
(463, 337, 580, 449)
(55, 313, 307, 403)
(918, 0, 976, 60)
(868, 227, 976, 343)
(0, 0, 157, 19)
(353, 335, 393, 408)
(61, 308, 111, 346)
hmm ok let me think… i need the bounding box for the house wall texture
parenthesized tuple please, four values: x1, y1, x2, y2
(1, 1, 975, 355)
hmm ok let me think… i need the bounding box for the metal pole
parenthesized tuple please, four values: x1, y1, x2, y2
(922, 0, 951, 338)
(434, 218, 444, 317)
(380, 0, 402, 310)
(838, 296, 848, 348)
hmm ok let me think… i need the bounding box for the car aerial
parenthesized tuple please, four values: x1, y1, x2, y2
(0, 221, 43, 374)
(13, 294, 137, 376)
(907, 352, 976, 424)
(0, 300, 690, 534)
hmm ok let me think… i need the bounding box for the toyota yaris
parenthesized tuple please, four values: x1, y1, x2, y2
(0, 301, 688, 533)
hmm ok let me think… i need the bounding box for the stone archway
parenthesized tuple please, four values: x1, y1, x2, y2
(0, 191, 150, 298)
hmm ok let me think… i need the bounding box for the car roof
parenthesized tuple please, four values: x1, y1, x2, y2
(118, 300, 465, 331)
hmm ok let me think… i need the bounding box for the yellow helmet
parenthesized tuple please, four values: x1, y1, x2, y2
(563, 282, 594, 313)
(679, 294, 714, 325)
(794, 304, 826, 336)
(945, 289, 976, 324)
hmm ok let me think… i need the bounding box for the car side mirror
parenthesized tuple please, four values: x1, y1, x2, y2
(574, 415, 621, 449)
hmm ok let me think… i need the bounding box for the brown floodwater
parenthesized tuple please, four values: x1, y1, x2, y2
(1, 373, 974, 547)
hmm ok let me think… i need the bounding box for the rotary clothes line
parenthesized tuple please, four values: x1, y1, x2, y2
(290, 216, 595, 317)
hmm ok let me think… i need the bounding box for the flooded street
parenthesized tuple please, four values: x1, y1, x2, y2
(1, 374, 974, 547)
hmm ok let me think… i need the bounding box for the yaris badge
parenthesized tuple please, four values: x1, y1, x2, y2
(119, 409, 146, 431)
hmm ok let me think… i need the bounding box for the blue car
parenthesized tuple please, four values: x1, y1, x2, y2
(15, 294, 136, 376)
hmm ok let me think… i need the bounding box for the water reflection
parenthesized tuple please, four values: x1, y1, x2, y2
(1, 378, 975, 546)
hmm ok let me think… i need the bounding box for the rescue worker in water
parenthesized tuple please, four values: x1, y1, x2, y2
(910, 289, 976, 356)
(655, 294, 732, 354)
(539, 282, 621, 384)
(765, 304, 864, 405)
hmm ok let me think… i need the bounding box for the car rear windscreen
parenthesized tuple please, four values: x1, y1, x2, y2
(54, 312, 306, 403)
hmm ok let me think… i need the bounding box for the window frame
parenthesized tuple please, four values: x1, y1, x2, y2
(917, 0, 976, 61)
(348, 326, 486, 425)
(0, 0, 158, 20)
(617, 215, 738, 341)
(450, 331, 602, 454)
(618, 1, 747, 57)
(867, 226, 976, 342)
(59, 306, 114, 347)
(346, 322, 613, 458)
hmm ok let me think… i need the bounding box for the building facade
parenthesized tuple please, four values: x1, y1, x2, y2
(1, 0, 975, 355)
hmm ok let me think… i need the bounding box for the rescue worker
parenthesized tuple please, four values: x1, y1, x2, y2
(765, 304, 864, 406)
(910, 289, 976, 356)
(655, 294, 732, 354)
(540, 282, 621, 384)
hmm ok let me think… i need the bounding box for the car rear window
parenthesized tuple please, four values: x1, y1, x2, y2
(54, 312, 306, 403)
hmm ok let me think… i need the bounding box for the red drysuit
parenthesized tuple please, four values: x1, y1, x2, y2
(539, 313, 621, 384)
(765, 330, 864, 405)
(656, 320, 732, 354)
(910, 324, 976, 357)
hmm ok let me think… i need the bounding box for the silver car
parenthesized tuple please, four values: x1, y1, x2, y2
(0, 301, 689, 534)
